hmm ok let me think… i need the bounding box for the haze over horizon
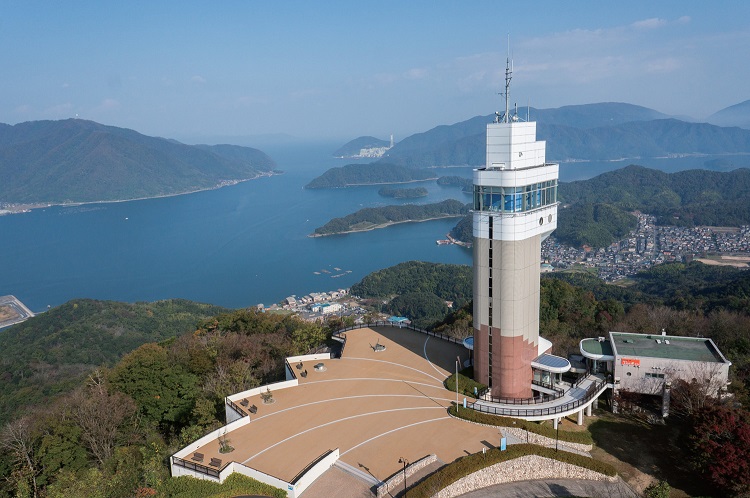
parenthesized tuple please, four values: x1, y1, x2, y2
(1, 1, 749, 145)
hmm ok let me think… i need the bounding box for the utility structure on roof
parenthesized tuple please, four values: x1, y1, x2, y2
(471, 54, 564, 398)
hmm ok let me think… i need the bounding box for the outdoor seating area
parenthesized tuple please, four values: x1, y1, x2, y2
(172, 326, 506, 487)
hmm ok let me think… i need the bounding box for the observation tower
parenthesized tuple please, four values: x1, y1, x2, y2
(472, 56, 561, 399)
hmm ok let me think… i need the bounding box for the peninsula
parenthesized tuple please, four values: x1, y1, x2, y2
(304, 162, 436, 189)
(0, 119, 278, 205)
(311, 199, 468, 236)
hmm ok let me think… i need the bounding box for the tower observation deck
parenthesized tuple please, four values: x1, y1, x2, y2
(472, 56, 559, 399)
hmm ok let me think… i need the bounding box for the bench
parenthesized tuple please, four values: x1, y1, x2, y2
(249, 404, 257, 414)
(191, 452, 204, 462)
(239, 398, 249, 407)
(209, 457, 222, 468)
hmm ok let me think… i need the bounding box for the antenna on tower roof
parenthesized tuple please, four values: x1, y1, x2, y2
(495, 35, 513, 124)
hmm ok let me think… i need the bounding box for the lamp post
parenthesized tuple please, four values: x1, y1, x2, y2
(398, 457, 409, 496)
(455, 359, 459, 409)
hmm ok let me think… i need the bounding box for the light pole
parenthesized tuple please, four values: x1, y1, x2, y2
(455, 359, 459, 409)
(398, 457, 409, 496)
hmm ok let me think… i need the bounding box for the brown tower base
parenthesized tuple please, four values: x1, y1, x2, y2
(473, 325, 538, 399)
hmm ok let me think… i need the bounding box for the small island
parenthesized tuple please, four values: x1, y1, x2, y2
(311, 199, 469, 236)
(378, 186, 428, 199)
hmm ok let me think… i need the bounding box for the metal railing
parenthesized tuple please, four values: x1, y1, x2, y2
(332, 321, 466, 346)
(225, 397, 248, 418)
(469, 378, 608, 418)
(531, 379, 565, 394)
(289, 449, 334, 485)
(172, 456, 221, 479)
(285, 358, 298, 380)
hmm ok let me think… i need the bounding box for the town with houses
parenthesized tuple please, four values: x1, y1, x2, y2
(269, 213, 750, 324)
(543, 212, 750, 282)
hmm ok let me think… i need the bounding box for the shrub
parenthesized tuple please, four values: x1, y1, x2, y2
(157, 473, 285, 498)
(449, 405, 594, 445)
(444, 368, 487, 399)
(408, 444, 616, 498)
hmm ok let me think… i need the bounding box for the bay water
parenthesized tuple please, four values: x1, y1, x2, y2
(1, 142, 745, 313)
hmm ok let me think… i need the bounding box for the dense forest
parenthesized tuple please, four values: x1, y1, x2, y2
(304, 162, 436, 189)
(0, 299, 230, 426)
(377, 186, 428, 198)
(0, 120, 277, 204)
(0, 308, 328, 498)
(558, 165, 750, 227)
(312, 199, 468, 236)
(555, 202, 638, 247)
(351, 261, 472, 329)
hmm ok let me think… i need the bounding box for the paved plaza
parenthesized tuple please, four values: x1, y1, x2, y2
(193, 326, 506, 485)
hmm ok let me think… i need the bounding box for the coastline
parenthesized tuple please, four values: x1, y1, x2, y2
(309, 213, 465, 237)
(0, 171, 281, 216)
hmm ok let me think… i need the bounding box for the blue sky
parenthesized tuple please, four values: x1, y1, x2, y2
(1, 1, 749, 144)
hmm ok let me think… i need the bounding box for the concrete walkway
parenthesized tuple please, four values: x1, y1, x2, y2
(473, 374, 609, 422)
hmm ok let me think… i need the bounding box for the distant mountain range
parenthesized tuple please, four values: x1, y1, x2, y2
(378, 102, 750, 167)
(707, 100, 750, 129)
(313, 102, 750, 187)
(0, 119, 277, 204)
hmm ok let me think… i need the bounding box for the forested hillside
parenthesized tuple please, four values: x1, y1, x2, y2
(0, 299, 230, 425)
(558, 165, 750, 226)
(351, 261, 472, 328)
(0, 307, 327, 498)
(312, 199, 468, 236)
(304, 162, 436, 188)
(555, 203, 638, 247)
(0, 119, 277, 203)
(2, 260, 750, 496)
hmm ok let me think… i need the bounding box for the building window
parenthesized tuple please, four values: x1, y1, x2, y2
(474, 180, 558, 214)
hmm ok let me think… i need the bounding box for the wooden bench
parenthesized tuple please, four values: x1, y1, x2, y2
(249, 404, 257, 414)
(191, 452, 204, 462)
(209, 457, 222, 468)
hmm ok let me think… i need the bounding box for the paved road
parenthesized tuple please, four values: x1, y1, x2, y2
(457, 478, 637, 498)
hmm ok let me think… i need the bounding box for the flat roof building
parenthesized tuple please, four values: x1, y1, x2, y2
(580, 330, 731, 415)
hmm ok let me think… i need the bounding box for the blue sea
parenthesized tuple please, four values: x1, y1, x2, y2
(1, 143, 746, 313)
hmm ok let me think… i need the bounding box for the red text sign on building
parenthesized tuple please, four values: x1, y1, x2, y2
(621, 358, 640, 367)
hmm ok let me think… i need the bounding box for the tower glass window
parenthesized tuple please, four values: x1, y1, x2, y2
(473, 180, 557, 213)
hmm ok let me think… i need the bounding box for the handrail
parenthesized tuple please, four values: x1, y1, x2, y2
(531, 379, 565, 395)
(332, 321, 466, 346)
(285, 358, 298, 380)
(225, 397, 248, 418)
(469, 378, 608, 418)
(289, 449, 334, 484)
(172, 456, 221, 478)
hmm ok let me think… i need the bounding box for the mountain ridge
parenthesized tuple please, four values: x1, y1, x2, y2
(0, 119, 278, 204)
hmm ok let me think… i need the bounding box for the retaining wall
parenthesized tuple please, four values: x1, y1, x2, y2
(433, 455, 617, 498)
